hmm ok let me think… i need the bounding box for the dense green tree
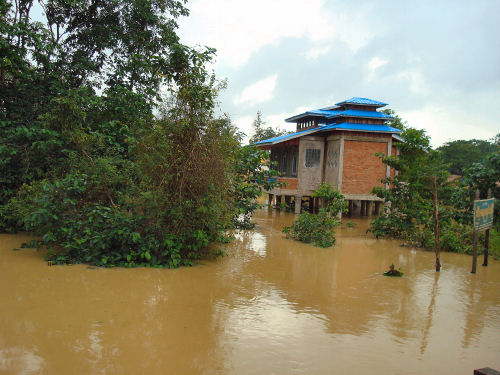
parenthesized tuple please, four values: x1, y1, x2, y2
(1, 0, 213, 209)
(369, 113, 499, 259)
(437, 139, 497, 175)
(382, 108, 407, 130)
(231, 145, 281, 229)
(370, 127, 449, 242)
(494, 133, 500, 146)
(0, 0, 278, 267)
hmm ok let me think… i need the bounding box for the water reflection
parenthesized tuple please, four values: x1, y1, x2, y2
(1, 211, 500, 374)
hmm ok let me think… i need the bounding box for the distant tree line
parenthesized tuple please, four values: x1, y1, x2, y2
(437, 137, 499, 175)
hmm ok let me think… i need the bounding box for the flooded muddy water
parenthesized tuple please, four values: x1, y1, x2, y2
(1, 210, 500, 375)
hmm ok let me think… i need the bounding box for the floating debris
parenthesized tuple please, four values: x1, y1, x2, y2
(383, 264, 403, 277)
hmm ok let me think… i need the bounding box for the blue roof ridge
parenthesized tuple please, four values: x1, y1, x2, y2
(253, 122, 402, 146)
(335, 97, 388, 107)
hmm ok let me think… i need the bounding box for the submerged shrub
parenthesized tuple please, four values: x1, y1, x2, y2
(282, 210, 339, 248)
(283, 184, 345, 248)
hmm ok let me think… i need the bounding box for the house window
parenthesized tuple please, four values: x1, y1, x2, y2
(281, 153, 288, 175)
(291, 152, 297, 176)
(305, 148, 321, 168)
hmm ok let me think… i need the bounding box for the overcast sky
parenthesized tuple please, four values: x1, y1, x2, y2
(178, 0, 500, 147)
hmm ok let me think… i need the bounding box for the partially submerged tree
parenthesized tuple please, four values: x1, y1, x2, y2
(369, 112, 499, 264)
(0, 0, 278, 267)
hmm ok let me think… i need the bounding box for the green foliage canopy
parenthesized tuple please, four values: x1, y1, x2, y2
(369, 112, 499, 254)
(438, 139, 497, 175)
(0, 0, 278, 267)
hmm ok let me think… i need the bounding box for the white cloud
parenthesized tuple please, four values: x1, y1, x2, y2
(179, 0, 334, 68)
(264, 113, 296, 132)
(396, 69, 429, 95)
(234, 74, 278, 106)
(401, 103, 498, 148)
(264, 106, 310, 130)
(305, 45, 331, 61)
(178, 0, 382, 68)
(367, 56, 388, 81)
(233, 115, 254, 142)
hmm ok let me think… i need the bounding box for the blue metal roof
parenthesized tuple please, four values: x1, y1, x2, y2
(253, 128, 318, 145)
(392, 134, 405, 142)
(285, 99, 391, 123)
(327, 109, 392, 119)
(319, 122, 402, 133)
(335, 97, 388, 107)
(285, 109, 341, 122)
(253, 122, 402, 146)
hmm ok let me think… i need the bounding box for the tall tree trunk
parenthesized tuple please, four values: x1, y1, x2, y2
(433, 177, 441, 272)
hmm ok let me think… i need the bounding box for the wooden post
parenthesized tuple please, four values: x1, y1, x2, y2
(482, 188, 493, 267)
(471, 189, 480, 274)
(433, 176, 441, 272)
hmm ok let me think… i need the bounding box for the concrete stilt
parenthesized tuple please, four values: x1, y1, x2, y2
(348, 200, 354, 215)
(276, 195, 282, 210)
(294, 196, 302, 214)
(374, 202, 381, 215)
(309, 197, 314, 212)
(360, 201, 366, 216)
(268, 194, 274, 207)
(366, 201, 373, 216)
(284, 196, 291, 211)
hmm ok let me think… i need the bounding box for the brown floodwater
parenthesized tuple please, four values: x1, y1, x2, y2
(1, 210, 499, 375)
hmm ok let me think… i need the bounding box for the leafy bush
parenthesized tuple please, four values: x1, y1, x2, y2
(346, 221, 357, 228)
(439, 222, 473, 254)
(282, 210, 339, 248)
(311, 182, 348, 216)
(282, 184, 345, 248)
(490, 229, 500, 259)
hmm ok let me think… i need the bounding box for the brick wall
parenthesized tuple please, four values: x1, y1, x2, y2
(279, 177, 298, 190)
(342, 140, 387, 194)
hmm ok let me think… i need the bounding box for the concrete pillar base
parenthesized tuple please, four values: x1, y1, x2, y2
(294, 196, 302, 214)
(366, 201, 373, 216)
(285, 196, 291, 211)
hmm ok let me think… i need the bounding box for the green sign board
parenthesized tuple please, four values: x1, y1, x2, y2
(474, 198, 495, 231)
